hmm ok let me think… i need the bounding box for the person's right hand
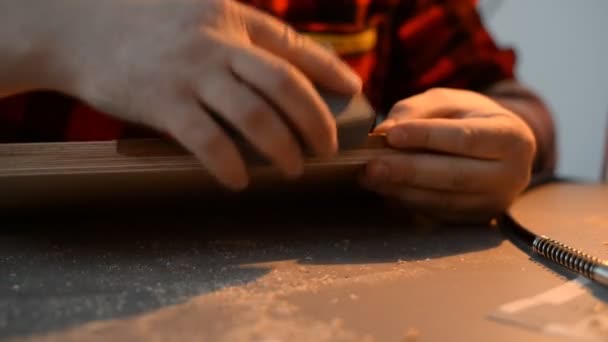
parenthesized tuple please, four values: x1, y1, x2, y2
(38, 0, 362, 190)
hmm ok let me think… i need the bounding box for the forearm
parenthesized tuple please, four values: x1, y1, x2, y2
(482, 79, 557, 177)
(0, 1, 71, 98)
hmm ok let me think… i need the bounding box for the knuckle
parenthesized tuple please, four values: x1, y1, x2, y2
(271, 63, 298, 91)
(418, 127, 431, 147)
(196, 129, 227, 159)
(459, 126, 477, 153)
(240, 101, 271, 131)
(199, 76, 231, 103)
(424, 87, 451, 100)
(280, 24, 304, 49)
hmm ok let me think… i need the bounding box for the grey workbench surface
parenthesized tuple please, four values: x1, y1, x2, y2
(1, 182, 606, 341)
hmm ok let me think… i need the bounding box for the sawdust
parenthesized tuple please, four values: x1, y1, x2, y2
(18, 258, 435, 342)
(2, 205, 510, 342)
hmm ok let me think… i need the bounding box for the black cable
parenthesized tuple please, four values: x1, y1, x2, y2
(498, 178, 608, 287)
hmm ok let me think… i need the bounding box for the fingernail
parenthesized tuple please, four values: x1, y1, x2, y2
(374, 119, 396, 133)
(388, 129, 407, 147)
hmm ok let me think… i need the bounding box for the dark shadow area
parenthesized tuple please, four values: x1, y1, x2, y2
(0, 187, 505, 340)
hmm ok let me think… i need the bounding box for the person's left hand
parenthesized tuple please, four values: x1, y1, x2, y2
(359, 88, 537, 224)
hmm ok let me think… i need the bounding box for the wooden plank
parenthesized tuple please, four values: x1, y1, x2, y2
(0, 91, 393, 209)
(0, 135, 399, 210)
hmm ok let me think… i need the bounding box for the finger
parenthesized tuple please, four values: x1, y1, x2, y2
(382, 116, 523, 160)
(374, 88, 503, 132)
(242, 5, 362, 94)
(229, 44, 337, 157)
(161, 101, 249, 191)
(373, 91, 451, 133)
(197, 71, 304, 178)
(362, 153, 509, 193)
(359, 180, 504, 221)
(396, 187, 507, 222)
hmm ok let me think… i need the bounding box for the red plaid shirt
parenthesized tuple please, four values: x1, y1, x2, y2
(0, 0, 515, 143)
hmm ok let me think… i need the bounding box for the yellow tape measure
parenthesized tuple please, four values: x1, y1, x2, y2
(303, 27, 378, 55)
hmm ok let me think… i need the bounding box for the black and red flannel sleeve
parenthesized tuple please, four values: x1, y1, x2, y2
(381, 0, 516, 108)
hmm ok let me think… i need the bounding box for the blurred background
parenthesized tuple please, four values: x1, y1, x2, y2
(478, 0, 608, 181)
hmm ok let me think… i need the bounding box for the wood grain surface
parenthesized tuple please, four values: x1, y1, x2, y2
(0, 91, 393, 210)
(0, 135, 400, 211)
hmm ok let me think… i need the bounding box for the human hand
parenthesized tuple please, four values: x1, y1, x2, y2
(360, 88, 536, 224)
(38, 0, 361, 190)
